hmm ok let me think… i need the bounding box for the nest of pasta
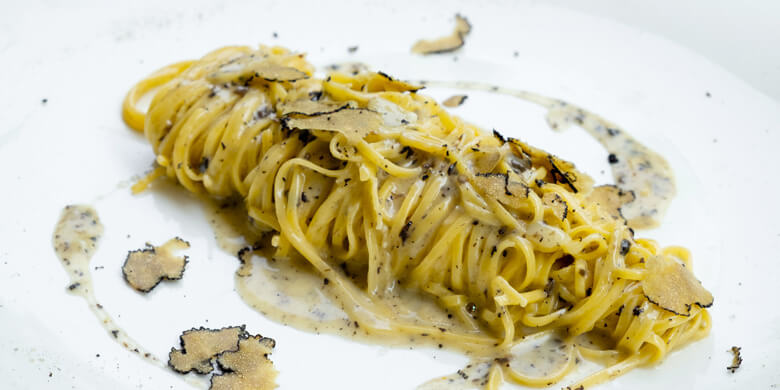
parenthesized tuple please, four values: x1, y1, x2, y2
(123, 44, 713, 389)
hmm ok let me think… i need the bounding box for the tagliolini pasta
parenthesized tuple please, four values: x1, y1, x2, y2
(123, 45, 712, 388)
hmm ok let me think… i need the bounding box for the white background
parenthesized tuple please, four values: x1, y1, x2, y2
(551, 0, 780, 101)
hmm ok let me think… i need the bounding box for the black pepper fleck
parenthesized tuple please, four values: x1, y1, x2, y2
(620, 239, 631, 256)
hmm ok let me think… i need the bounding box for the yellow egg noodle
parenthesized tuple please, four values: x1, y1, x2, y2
(122, 45, 712, 388)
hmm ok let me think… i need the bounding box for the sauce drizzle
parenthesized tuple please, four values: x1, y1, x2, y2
(419, 80, 676, 229)
(52, 205, 167, 368)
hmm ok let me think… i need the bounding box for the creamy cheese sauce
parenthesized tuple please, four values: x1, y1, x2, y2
(419, 80, 676, 229)
(52, 205, 165, 368)
(205, 200, 482, 348)
(419, 333, 576, 389)
(202, 199, 594, 388)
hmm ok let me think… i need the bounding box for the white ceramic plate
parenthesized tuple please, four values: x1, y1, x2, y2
(2, 1, 779, 389)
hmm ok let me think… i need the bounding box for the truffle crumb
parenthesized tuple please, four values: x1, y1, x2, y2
(442, 95, 468, 108)
(727, 346, 742, 373)
(122, 237, 190, 293)
(411, 14, 471, 55)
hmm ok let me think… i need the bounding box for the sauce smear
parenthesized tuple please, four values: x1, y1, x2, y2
(52, 205, 164, 367)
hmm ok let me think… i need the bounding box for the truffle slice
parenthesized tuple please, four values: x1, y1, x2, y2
(472, 173, 530, 209)
(168, 326, 245, 374)
(471, 147, 502, 173)
(584, 185, 635, 222)
(122, 237, 190, 293)
(281, 108, 383, 142)
(327, 71, 424, 94)
(210, 335, 279, 390)
(442, 95, 468, 108)
(371, 71, 424, 93)
(542, 192, 569, 221)
(412, 14, 472, 54)
(507, 139, 593, 194)
(277, 100, 352, 117)
(642, 255, 713, 316)
(209, 58, 308, 84)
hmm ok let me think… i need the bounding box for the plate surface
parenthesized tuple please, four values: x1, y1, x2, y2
(1, 0, 779, 389)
